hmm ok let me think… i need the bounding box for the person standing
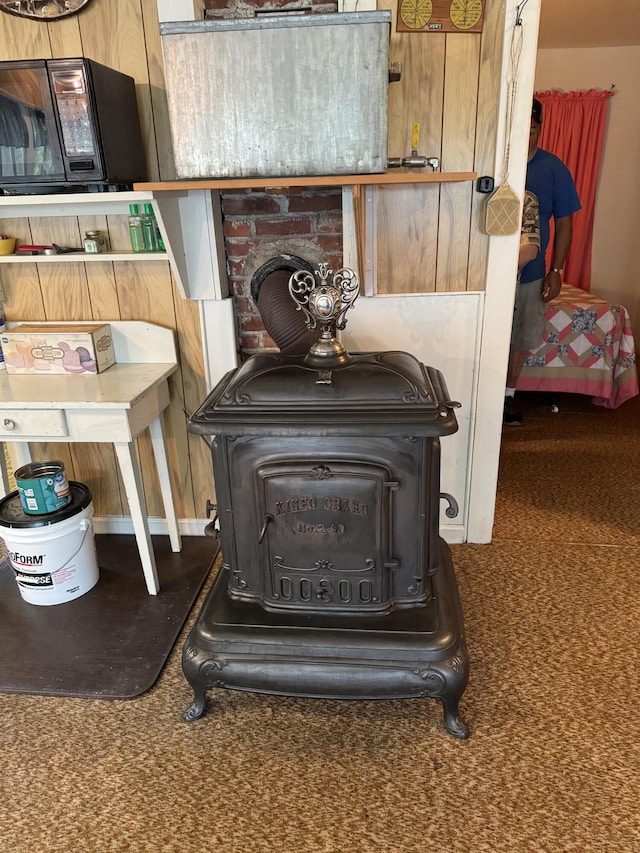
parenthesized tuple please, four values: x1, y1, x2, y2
(504, 98, 581, 426)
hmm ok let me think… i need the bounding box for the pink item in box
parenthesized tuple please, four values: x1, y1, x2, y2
(1, 323, 115, 375)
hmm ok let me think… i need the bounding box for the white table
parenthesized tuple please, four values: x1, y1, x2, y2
(0, 321, 182, 595)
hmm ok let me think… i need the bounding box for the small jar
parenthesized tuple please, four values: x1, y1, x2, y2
(83, 229, 108, 254)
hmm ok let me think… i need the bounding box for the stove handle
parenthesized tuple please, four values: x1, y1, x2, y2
(424, 365, 461, 411)
(440, 493, 459, 519)
(259, 513, 274, 544)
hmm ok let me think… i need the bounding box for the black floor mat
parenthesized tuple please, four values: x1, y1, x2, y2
(0, 533, 219, 699)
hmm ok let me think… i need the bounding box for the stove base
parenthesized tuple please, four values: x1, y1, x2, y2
(182, 538, 469, 738)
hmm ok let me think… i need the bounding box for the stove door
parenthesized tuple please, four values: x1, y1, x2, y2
(257, 459, 396, 613)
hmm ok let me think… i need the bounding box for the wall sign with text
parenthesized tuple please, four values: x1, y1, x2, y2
(397, 0, 485, 33)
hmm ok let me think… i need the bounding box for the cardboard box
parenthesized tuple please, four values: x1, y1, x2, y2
(1, 323, 115, 375)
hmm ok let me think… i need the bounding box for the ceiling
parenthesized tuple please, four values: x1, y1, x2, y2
(537, 0, 640, 49)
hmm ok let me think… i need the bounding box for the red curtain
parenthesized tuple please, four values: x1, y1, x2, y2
(534, 89, 614, 291)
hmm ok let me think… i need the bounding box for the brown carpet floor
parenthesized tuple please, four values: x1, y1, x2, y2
(1, 391, 639, 852)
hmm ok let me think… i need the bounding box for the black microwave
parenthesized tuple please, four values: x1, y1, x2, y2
(0, 57, 146, 193)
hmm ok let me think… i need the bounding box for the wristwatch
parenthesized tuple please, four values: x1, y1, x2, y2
(551, 267, 564, 275)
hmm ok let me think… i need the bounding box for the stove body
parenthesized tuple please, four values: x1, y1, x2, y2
(184, 350, 470, 738)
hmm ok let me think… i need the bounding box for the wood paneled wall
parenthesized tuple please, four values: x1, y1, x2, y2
(376, 0, 503, 293)
(0, 1, 212, 522)
(0, 0, 506, 520)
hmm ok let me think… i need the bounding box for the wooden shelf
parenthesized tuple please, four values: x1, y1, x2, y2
(0, 190, 227, 300)
(0, 190, 157, 218)
(134, 171, 477, 192)
(0, 251, 169, 264)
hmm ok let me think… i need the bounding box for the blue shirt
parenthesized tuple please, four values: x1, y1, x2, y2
(520, 147, 581, 284)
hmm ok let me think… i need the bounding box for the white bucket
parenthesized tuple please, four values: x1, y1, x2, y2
(0, 482, 99, 606)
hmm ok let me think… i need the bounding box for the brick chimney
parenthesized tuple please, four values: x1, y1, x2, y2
(204, 0, 344, 359)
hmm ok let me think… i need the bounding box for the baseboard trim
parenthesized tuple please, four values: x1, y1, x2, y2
(440, 524, 464, 544)
(93, 516, 209, 538)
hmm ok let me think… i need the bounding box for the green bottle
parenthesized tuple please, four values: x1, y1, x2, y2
(128, 204, 145, 253)
(143, 203, 165, 252)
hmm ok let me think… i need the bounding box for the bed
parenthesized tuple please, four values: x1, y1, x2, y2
(516, 283, 639, 409)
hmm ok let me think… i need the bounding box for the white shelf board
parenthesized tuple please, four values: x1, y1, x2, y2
(0, 190, 165, 219)
(0, 252, 169, 263)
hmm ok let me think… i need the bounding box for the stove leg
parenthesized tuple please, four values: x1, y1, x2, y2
(441, 699, 469, 739)
(183, 689, 209, 722)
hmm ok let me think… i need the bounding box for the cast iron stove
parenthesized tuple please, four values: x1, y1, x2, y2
(183, 264, 470, 738)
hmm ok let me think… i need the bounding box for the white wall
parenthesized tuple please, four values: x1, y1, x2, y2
(156, 0, 200, 22)
(344, 293, 481, 543)
(535, 46, 640, 332)
(465, 0, 541, 542)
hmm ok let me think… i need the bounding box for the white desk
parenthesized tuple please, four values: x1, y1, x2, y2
(0, 321, 182, 595)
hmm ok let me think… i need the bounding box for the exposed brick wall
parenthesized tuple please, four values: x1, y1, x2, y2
(203, 0, 343, 359)
(223, 188, 344, 356)
(204, 0, 337, 19)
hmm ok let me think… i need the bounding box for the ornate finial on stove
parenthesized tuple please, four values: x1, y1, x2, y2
(288, 262, 359, 369)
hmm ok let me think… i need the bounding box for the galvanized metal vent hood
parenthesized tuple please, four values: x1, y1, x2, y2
(160, 12, 391, 179)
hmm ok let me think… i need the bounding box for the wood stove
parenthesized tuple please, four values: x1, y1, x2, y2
(183, 265, 470, 738)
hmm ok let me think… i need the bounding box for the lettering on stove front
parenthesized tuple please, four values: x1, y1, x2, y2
(251, 460, 395, 611)
(274, 495, 369, 517)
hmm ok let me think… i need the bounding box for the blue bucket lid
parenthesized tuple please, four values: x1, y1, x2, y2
(0, 481, 92, 529)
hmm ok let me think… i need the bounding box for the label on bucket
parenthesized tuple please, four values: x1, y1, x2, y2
(16, 463, 70, 515)
(12, 568, 54, 589)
